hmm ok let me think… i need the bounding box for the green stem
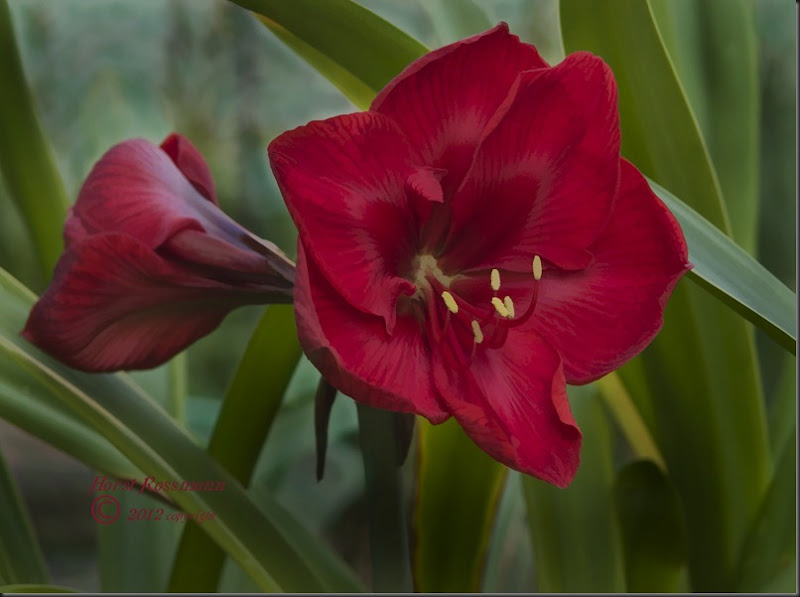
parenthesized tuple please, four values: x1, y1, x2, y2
(167, 352, 187, 423)
(356, 403, 413, 592)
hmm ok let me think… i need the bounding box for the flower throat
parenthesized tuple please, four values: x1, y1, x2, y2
(405, 253, 544, 370)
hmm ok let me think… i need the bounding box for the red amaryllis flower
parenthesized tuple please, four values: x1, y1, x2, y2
(23, 134, 294, 372)
(269, 24, 690, 486)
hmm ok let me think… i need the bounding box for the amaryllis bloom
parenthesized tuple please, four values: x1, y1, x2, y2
(23, 134, 294, 372)
(269, 24, 690, 486)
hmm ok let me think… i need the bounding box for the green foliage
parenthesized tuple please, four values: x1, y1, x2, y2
(169, 306, 322, 592)
(0, 0, 68, 283)
(561, 1, 773, 589)
(734, 429, 797, 592)
(615, 461, 687, 592)
(0, 0, 794, 593)
(0, 448, 48, 585)
(651, 179, 795, 353)
(414, 418, 506, 592)
(231, 0, 427, 110)
(650, 0, 760, 254)
(523, 386, 626, 592)
(356, 404, 413, 592)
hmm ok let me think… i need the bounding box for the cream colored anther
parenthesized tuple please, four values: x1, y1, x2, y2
(491, 296, 511, 318)
(532, 255, 543, 281)
(471, 320, 484, 344)
(490, 268, 501, 292)
(441, 290, 459, 314)
(503, 295, 515, 319)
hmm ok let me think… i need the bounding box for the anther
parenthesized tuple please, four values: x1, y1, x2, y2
(533, 255, 543, 281)
(441, 290, 459, 314)
(503, 295, 515, 319)
(490, 268, 501, 292)
(491, 296, 510, 318)
(471, 320, 484, 344)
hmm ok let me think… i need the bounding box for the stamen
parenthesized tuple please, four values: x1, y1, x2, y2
(533, 255, 543, 281)
(491, 296, 510, 318)
(441, 290, 459, 314)
(471, 320, 484, 344)
(490, 268, 501, 292)
(503, 295, 515, 319)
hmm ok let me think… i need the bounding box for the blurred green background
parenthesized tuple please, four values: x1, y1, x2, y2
(0, 0, 794, 592)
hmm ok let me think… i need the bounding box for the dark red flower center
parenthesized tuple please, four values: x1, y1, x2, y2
(399, 252, 543, 369)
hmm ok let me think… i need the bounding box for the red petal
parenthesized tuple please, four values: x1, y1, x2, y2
(160, 133, 218, 204)
(405, 166, 445, 205)
(433, 330, 581, 487)
(269, 112, 417, 334)
(21, 234, 263, 372)
(531, 159, 691, 384)
(164, 229, 276, 282)
(71, 138, 214, 249)
(294, 242, 448, 423)
(371, 23, 547, 197)
(443, 52, 620, 273)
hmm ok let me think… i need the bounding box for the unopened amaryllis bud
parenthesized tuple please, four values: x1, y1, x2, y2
(22, 133, 294, 372)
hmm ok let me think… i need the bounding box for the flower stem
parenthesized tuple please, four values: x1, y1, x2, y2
(356, 403, 414, 592)
(167, 352, 188, 423)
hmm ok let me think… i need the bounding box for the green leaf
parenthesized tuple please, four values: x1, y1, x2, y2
(480, 472, 535, 592)
(615, 460, 687, 592)
(230, 0, 426, 110)
(755, 0, 796, 294)
(0, 341, 318, 592)
(198, 306, 301, 485)
(650, 0, 760, 254)
(734, 428, 797, 592)
(754, 0, 796, 428)
(0, 0, 69, 280)
(650, 179, 796, 354)
(0, 584, 77, 593)
(522, 386, 625, 592)
(597, 372, 665, 469)
(99, 363, 184, 593)
(420, 0, 492, 45)
(767, 356, 796, 458)
(169, 305, 348, 592)
(171, 304, 363, 592)
(98, 489, 181, 592)
(0, 448, 48, 584)
(561, 1, 771, 589)
(758, 558, 796, 593)
(413, 418, 506, 592)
